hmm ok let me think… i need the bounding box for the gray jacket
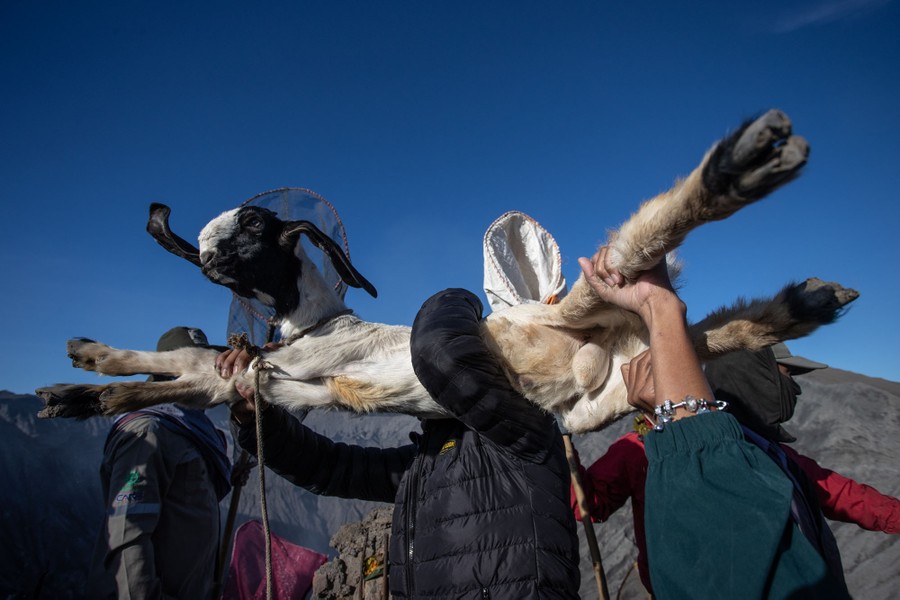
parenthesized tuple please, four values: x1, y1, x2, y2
(87, 413, 223, 600)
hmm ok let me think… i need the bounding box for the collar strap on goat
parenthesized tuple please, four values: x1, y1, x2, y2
(281, 309, 354, 345)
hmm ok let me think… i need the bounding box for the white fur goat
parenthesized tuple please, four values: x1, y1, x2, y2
(37, 110, 858, 433)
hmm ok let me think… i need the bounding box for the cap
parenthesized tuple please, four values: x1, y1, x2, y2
(149, 327, 210, 383)
(771, 342, 827, 375)
(156, 326, 210, 351)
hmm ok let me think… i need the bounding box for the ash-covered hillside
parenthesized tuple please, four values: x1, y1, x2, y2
(1, 367, 898, 599)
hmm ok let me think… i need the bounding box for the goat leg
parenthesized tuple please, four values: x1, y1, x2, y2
(67, 338, 221, 377)
(689, 277, 859, 358)
(555, 110, 809, 328)
(96, 377, 234, 415)
(608, 109, 809, 281)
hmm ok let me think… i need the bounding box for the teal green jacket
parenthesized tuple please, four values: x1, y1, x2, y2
(643, 411, 851, 600)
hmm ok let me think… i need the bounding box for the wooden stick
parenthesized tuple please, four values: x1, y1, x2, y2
(213, 449, 252, 598)
(563, 433, 611, 600)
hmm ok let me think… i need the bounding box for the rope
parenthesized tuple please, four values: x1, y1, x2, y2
(254, 364, 274, 600)
(228, 332, 274, 600)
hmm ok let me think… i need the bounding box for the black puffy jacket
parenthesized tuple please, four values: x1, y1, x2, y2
(238, 288, 580, 599)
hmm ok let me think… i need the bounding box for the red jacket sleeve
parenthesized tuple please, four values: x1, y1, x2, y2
(574, 432, 647, 522)
(782, 445, 900, 534)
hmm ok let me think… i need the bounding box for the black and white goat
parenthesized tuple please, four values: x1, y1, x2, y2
(37, 110, 858, 433)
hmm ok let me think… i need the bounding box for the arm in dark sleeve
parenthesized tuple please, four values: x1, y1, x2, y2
(410, 287, 560, 462)
(782, 445, 900, 534)
(236, 406, 416, 503)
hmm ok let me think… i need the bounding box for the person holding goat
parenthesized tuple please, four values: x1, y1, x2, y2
(221, 289, 581, 600)
(578, 246, 853, 599)
(574, 341, 899, 596)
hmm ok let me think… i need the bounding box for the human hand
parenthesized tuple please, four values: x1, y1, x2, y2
(216, 342, 282, 379)
(228, 380, 256, 424)
(578, 246, 680, 321)
(228, 379, 270, 426)
(229, 452, 256, 486)
(216, 348, 253, 379)
(621, 349, 656, 419)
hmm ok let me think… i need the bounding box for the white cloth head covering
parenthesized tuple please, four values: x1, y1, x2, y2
(483, 211, 567, 311)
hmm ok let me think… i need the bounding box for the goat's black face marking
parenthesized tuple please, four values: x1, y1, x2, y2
(199, 206, 302, 315)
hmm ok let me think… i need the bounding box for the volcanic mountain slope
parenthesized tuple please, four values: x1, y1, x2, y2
(1, 367, 897, 598)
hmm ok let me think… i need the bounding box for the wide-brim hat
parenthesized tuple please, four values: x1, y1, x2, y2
(771, 342, 827, 375)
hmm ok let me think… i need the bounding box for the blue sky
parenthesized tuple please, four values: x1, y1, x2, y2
(1, 0, 898, 396)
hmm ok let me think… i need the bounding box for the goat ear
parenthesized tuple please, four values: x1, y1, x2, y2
(281, 221, 378, 298)
(147, 203, 202, 267)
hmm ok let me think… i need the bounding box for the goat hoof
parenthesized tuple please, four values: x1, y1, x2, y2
(790, 277, 860, 322)
(733, 135, 809, 199)
(34, 384, 104, 419)
(731, 109, 792, 165)
(67, 338, 106, 371)
(704, 109, 810, 201)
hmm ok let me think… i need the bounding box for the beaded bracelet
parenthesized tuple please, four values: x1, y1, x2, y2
(652, 395, 728, 431)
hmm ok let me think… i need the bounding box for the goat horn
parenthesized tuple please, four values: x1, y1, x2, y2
(281, 221, 378, 298)
(147, 203, 202, 267)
